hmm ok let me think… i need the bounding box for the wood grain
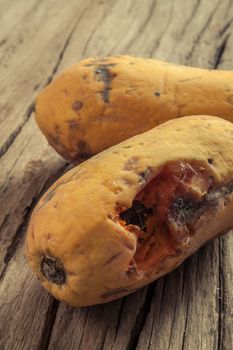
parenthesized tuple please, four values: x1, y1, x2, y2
(0, 0, 232, 349)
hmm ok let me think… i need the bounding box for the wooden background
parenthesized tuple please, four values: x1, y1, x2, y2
(0, 0, 233, 349)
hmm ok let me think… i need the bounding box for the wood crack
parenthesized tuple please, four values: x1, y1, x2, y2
(123, 0, 157, 52)
(114, 298, 126, 341)
(217, 238, 225, 350)
(126, 284, 156, 350)
(179, 0, 201, 37)
(168, 290, 178, 350)
(213, 34, 229, 68)
(217, 18, 233, 37)
(0, 102, 34, 160)
(0, 162, 69, 282)
(181, 262, 190, 350)
(150, 0, 174, 56)
(0, 195, 38, 282)
(38, 298, 60, 350)
(0, 4, 89, 160)
(78, 308, 90, 350)
(46, 5, 89, 86)
(185, 0, 222, 62)
(81, 0, 115, 57)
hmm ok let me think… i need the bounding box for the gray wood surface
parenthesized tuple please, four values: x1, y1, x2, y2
(0, 0, 232, 349)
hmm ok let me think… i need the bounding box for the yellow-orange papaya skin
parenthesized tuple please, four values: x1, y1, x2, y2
(35, 55, 233, 161)
(26, 116, 233, 307)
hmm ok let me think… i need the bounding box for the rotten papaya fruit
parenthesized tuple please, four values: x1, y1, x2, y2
(26, 115, 233, 307)
(35, 55, 233, 161)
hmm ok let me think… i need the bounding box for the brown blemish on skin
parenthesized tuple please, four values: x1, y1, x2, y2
(226, 95, 233, 105)
(177, 76, 202, 83)
(122, 145, 132, 149)
(48, 133, 60, 146)
(72, 101, 83, 111)
(60, 88, 69, 96)
(154, 91, 161, 97)
(103, 253, 122, 266)
(44, 188, 57, 203)
(75, 140, 92, 160)
(31, 226, 35, 242)
(101, 287, 130, 299)
(77, 139, 90, 152)
(95, 65, 117, 103)
(123, 240, 135, 251)
(138, 167, 153, 184)
(47, 233, 52, 240)
(124, 157, 139, 170)
(67, 120, 79, 130)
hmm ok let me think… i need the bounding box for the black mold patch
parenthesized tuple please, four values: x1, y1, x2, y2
(120, 200, 153, 231)
(138, 167, 153, 184)
(168, 197, 200, 226)
(168, 180, 233, 226)
(41, 256, 66, 285)
(94, 65, 116, 103)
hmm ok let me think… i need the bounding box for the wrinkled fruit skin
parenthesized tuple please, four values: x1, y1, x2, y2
(26, 116, 233, 307)
(35, 55, 233, 161)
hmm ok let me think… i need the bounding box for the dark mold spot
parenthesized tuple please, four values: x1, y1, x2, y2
(72, 100, 83, 111)
(208, 158, 214, 164)
(124, 157, 139, 170)
(168, 197, 200, 226)
(120, 200, 153, 231)
(207, 180, 233, 201)
(41, 256, 66, 285)
(154, 91, 161, 97)
(94, 65, 116, 103)
(138, 167, 153, 183)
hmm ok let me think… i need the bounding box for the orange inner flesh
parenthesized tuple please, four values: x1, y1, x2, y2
(118, 162, 212, 271)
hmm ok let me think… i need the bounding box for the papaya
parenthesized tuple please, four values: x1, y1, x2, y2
(26, 115, 233, 307)
(35, 55, 233, 161)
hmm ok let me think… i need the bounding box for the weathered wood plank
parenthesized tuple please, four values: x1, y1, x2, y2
(0, 0, 90, 158)
(0, 0, 232, 349)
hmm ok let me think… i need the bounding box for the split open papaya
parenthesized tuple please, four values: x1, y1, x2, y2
(35, 55, 233, 161)
(26, 116, 233, 307)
